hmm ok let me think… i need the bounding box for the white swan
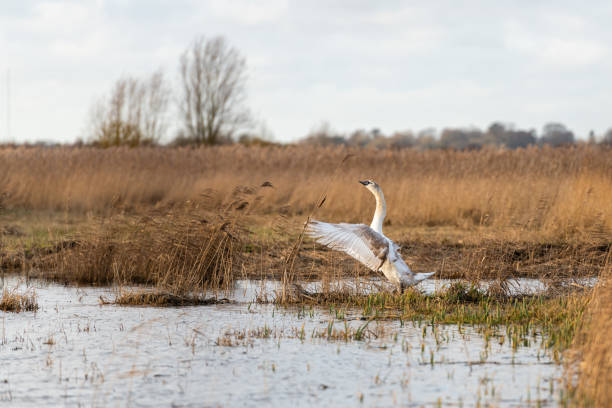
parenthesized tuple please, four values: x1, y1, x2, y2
(306, 180, 435, 291)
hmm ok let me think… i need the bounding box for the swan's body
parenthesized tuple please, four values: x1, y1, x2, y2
(306, 180, 434, 290)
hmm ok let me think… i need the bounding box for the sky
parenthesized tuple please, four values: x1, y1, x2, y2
(1, 0, 612, 143)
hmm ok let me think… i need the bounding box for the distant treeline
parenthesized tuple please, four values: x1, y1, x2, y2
(22, 32, 608, 151)
(6, 121, 612, 150)
(74, 33, 612, 150)
(290, 121, 612, 150)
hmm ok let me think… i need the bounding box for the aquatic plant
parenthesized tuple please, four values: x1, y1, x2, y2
(280, 282, 590, 354)
(0, 288, 38, 312)
(112, 289, 231, 307)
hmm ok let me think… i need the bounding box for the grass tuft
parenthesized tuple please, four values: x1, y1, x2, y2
(113, 289, 231, 307)
(37, 199, 246, 295)
(566, 266, 612, 406)
(282, 283, 590, 354)
(0, 288, 39, 312)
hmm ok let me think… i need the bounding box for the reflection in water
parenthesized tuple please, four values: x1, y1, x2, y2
(0, 277, 567, 407)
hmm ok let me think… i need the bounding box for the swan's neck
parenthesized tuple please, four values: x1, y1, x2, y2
(370, 189, 386, 234)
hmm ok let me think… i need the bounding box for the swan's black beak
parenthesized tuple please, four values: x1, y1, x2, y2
(359, 180, 369, 185)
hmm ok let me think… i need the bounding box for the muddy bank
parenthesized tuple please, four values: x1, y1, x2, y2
(248, 240, 610, 281)
(2, 238, 608, 288)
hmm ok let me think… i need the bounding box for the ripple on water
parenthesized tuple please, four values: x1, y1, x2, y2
(0, 276, 567, 407)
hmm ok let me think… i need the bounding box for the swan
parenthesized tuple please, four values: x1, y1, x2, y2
(306, 180, 435, 291)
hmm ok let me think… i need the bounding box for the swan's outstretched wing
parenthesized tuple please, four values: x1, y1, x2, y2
(306, 220, 389, 271)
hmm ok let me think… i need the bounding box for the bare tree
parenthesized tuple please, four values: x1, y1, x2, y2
(178, 36, 250, 145)
(89, 70, 170, 147)
(440, 127, 484, 150)
(300, 121, 346, 146)
(540, 122, 574, 147)
(141, 71, 171, 143)
(602, 129, 612, 146)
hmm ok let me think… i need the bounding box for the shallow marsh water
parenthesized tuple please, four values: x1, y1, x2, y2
(1, 276, 568, 407)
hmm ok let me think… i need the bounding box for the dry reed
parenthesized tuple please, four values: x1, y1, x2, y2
(567, 264, 612, 406)
(41, 201, 245, 295)
(1, 145, 610, 289)
(0, 145, 611, 243)
(0, 288, 38, 312)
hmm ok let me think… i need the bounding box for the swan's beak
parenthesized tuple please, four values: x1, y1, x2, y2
(359, 180, 368, 185)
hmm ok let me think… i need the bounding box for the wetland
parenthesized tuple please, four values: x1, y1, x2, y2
(1, 145, 611, 406)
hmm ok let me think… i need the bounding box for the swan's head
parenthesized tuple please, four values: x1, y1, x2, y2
(359, 180, 381, 195)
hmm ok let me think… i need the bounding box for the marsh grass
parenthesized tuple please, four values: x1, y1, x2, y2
(280, 282, 590, 355)
(250, 235, 610, 282)
(112, 289, 231, 307)
(36, 196, 248, 298)
(216, 319, 388, 346)
(0, 288, 38, 312)
(0, 145, 607, 404)
(0, 145, 610, 243)
(1, 145, 609, 286)
(566, 266, 612, 406)
(46, 215, 237, 291)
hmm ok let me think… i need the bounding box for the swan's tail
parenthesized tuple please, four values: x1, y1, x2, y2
(414, 271, 435, 282)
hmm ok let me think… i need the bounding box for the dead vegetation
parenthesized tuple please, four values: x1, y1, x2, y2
(112, 289, 231, 307)
(566, 266, 612, 406)
(31, 195, 250, 299)
(0, 288, 38, 312)
(245, 235, 610, 282)
(0, 145, 609, 398)
(402, 240, 610, 280)
(0, 145, 610, 244)
(0, 145, 610, 295)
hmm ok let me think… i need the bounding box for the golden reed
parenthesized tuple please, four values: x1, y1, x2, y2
(1, 145, 610, 242)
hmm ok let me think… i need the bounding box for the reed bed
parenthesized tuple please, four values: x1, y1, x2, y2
(0, 145, 612, 296)
(0, 145, 611, 243)
(39, 201, 245, 296)
(1, 145, 608, 403)
(567, 266, 612, 406)
(1, 145, 609, 293)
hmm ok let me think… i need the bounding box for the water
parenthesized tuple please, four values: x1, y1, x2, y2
(233, 275, 596, 301)
(1, 277, 566, 407)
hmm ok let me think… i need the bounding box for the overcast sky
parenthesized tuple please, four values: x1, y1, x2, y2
(1, 0, 611, 143)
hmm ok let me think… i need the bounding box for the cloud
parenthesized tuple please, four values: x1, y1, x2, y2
(328, 25, 444, 57)
(503, 17, 608, 69)
(1, 1, 113, 61)
(251, 79, 495, 141)
(210, 0, 288, 25)
(2, 1, 612, 143)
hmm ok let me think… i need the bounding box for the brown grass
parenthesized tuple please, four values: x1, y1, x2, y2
(0, 145, 611, 243)
(1, 145, 607, 401)
(37, 199, 246, 295)
(1, 145, 610, 288)
(567, 265, 612, 406)
(248, 233, 610, 282)
(0, 288, 38, 312)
